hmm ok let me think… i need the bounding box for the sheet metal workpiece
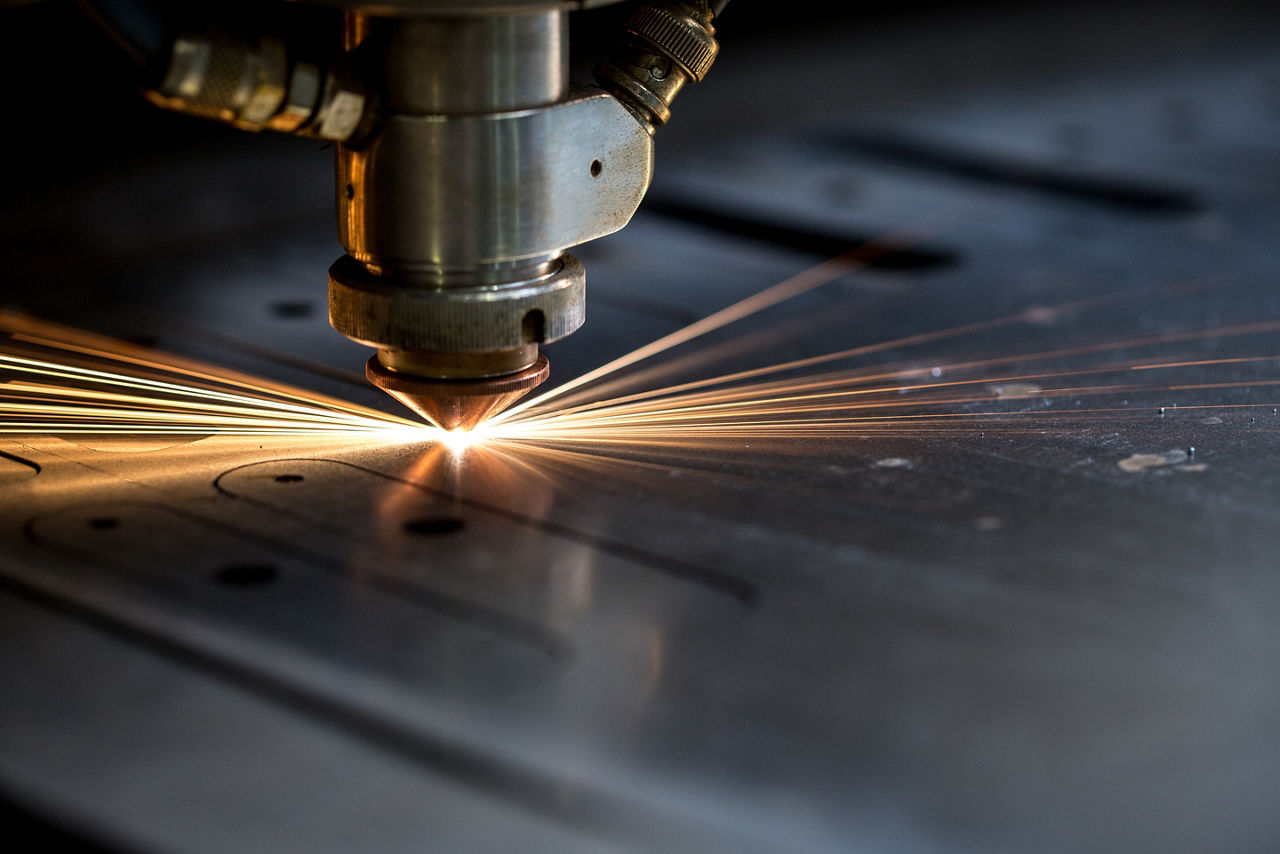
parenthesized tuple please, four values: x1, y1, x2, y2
(9, 2, 1280, 850)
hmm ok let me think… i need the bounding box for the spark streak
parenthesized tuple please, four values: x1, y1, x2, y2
(480, 264, 1280, 449)
(3, 238, 1276, 454)
(0, 311, 427, 438)
(495, 214, 961, 422)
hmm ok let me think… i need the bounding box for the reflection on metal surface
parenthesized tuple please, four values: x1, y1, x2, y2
(1117, 449, 1208, 474)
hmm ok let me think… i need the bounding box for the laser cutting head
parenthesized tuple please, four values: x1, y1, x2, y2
(323, 1, 720, 428)
(129, 0, 723, 428)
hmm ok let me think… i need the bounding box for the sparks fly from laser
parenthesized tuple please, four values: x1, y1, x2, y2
(2, 234, 1276, 449)
(0, 311, 426, 438)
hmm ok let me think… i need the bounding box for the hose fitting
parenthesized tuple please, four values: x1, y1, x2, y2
(594, 0, 719, 131)
(144, 30, 368, 141)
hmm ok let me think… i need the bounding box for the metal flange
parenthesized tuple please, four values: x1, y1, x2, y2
(329, 253, 586, 354)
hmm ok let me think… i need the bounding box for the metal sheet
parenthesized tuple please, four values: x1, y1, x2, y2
(2, 2, 1280, 850)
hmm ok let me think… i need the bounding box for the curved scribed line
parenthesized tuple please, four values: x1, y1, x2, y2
(215, 458, 761, 608)
(0, 449, 40, 475)
(25, 496, 571, 660)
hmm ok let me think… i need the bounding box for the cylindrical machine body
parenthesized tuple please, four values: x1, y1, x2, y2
(331, 9, 588, 376)
(380, 12, 568, 114)
(329, 6, 656, 384)
(339, 10, 568, 282)
(126, 0, 709, 426)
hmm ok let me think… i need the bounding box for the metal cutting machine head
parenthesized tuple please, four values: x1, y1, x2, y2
(109, 0, 725, 430)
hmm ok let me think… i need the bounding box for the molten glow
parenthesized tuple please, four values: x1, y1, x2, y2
(436, 427, 488, 452)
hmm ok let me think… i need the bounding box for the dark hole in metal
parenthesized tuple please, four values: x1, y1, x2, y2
(215, 564, 279, 587)
(121, 333, 159, 348)
(522, 309, 546, 343)
(403, 516, 466, 536)
(590, 158, 603, 177)
(643, 195, 960, 269)
(88, 517, 118, 530)
(810, 130, 1201, 214)
(270, 301, 314, 319)
(274, 474, 304, 483)
(0, 449, 40, 474)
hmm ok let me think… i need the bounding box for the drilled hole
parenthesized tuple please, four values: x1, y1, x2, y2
(403, 516, 466, 536)
(274, 474, 304, 483)
(590, 159, 603, 178)
(270, 300, 313, 319)
(344, 183, 355, 200)
(121, 334, 159, 348)
(644, 196, 960, 270)
(88, 517, 118, 530)
(811, 130, 1200, 214)
(214, 564, 279, 587)
(522, 309, 546, 343)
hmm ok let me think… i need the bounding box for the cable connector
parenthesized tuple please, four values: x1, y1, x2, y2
(144, 31, 367, 142)
(594, 1, 719, 132)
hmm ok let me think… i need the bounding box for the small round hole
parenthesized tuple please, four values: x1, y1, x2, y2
(403, 516, 465, 536)
(270, 300, 314, 319)
(274, 474, 304, 483)
(88, 517, 118, 530)
(344, 183, 355, 200)
(522, 309, 546, 343)
(121, 334, 159, 348)
(589, 159, 603, 178)
(214, 564, 279, 587)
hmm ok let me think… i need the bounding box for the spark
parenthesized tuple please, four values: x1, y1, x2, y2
(477, 263, 1280, 450)
(3, 233, 1275, 457)
(0, 311, 428, 439)
(495, 212, 961, 423)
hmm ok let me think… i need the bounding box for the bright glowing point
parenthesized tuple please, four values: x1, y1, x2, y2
(437, 427, 487, 452)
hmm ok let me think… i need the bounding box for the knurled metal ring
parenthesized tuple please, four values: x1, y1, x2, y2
(626, 4, 718, 82)
(329, 254, 585, 353)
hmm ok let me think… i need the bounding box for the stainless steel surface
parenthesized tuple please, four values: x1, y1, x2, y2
(378, 11, 568, 112)
(4, 1, 1280, 850)
(325, 5, 658, 411)
(294, 0, 621, 13)
(334, 90, 652, 274)
(138, 1, 667, 403)
(328, 252, 586, 352)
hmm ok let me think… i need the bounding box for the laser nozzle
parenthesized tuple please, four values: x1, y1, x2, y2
(366, 353, 549, 432)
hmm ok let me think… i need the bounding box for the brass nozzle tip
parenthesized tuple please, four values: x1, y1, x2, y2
(366, 354, 549, 431)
